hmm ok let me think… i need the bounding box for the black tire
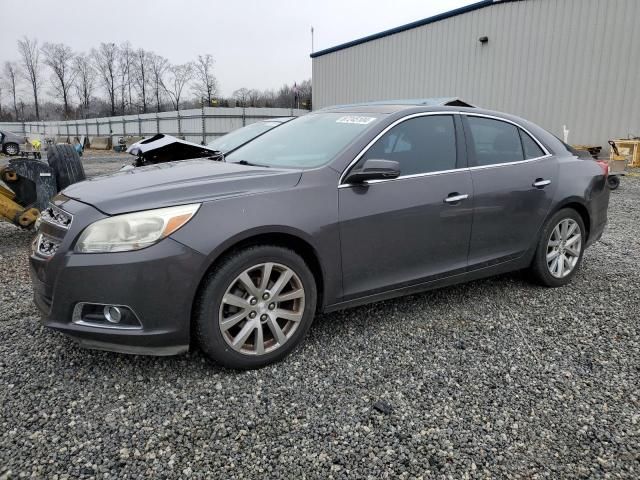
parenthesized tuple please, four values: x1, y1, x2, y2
(529, 208, 586, 287)
(607, 175, 620, 190)
(3, 142, 19, 155)
(46, 144, 86, 190)
(195, 245, 317, 369)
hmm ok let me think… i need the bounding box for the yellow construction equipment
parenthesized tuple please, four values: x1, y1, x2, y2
(0, 144, 86, 229)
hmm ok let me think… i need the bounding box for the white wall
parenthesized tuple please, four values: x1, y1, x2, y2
(312, 0, 640, 148)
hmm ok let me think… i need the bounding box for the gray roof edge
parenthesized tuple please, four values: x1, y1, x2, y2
(310, 0, 523, 58)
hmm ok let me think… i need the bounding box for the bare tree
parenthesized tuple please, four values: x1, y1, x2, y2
(162, 62, 193, 110)
(192, 54, 217, 106)
(297, 79, 312, 109)
(92, 42, 118, 116)
(73, 53, 96, 115)
(232, 87, 250, 107)
(118, 42, 134, 114)
(148, 53, 168, 112)
(17, 37, 42, 120)
(2, 61, 20, 120)
(247, 89, 262, 107)
(42, 42, 77, 119)
(261, 89, 276, 108)
(133, 48, 150, 113)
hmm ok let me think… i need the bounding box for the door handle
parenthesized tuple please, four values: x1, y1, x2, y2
(444, 193, 469, 204)
(533, 179, 551, 188)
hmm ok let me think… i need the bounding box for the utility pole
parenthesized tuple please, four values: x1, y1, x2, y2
(311, 26, 314, 53)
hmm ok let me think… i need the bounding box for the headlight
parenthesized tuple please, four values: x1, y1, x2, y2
(75, 204, 200, 253)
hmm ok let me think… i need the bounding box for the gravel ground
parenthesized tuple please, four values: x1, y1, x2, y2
(0, 159, 638, 478)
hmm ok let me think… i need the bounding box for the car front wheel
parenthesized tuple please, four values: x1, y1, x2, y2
(529, 208, 585, 287)
(195, 245, 317, 369)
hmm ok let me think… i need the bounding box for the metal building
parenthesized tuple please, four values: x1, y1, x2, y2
(311, 0, 640, 148)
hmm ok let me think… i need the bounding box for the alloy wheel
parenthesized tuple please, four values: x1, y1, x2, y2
(218, 262, 305, 355)
(546, 218, 582, 278)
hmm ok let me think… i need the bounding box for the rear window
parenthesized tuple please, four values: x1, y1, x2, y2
(466, 117, 524, 166)
(519, 129, 545, 159)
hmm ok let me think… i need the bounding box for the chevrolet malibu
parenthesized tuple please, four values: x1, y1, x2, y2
(29, 102, 610, 369)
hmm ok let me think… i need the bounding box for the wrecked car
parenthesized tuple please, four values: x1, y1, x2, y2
(126, 117, 294, 166)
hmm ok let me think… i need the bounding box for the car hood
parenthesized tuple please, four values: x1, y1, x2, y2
(63, 159, 302, 215)
(127, 134, 222, 164)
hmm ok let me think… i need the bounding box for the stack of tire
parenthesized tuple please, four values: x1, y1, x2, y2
(46, 144, 86, 190)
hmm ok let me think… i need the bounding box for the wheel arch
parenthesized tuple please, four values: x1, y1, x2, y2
(190, 228, 326, 336)
(549, 199, 591, 240)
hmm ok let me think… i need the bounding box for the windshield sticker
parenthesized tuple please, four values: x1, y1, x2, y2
(336, 116, 377, 125)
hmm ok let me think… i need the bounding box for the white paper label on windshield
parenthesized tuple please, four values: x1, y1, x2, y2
(336, 116, 377, 125)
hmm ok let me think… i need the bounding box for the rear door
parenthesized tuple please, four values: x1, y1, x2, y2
(462, 114, 558, 268)
(338, 113, 473, 299)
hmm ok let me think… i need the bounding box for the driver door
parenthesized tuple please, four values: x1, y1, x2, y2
(338, 114, 473, 300)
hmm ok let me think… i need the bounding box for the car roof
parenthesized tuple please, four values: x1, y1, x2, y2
(317, 101, 533, 124)
(317, 97, 475, 114)
(318, 103, 496, 116)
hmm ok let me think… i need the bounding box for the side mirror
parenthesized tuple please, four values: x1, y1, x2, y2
(344, 159, 400, 184)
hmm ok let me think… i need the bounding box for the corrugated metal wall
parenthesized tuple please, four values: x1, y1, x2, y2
(312, 0, 640, 147)
(0, 107, 308, 145)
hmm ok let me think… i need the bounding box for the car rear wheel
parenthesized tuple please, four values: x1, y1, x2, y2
(195, 245, 317, 369)
(529, 208, 585, 287)
(3, 142, 19, 155)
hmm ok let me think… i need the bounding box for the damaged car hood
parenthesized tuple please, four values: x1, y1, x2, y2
(63, 159, 302, 215)
(126, 134, 222, 164)
(126, 119, 293, 166)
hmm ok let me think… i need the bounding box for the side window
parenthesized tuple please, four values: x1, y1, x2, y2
(519, 129, 545, 159)
(360, 115, 457, 176)
(466, 116, 524, 166)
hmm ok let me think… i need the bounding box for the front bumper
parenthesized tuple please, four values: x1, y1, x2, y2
(30, 198, 207, 356)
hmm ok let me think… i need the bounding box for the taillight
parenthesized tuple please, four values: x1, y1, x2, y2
(596, 160, 609, 177)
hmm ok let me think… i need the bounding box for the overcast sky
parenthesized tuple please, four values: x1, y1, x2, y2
(1, 0, 475, 97)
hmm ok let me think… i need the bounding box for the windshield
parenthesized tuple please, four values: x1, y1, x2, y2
(225, 113, 382, 168)
(207, 120, 285, 153)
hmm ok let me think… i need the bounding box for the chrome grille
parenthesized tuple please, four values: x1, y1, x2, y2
(35, 233, 62, 257)
(40, 204, 73, 229)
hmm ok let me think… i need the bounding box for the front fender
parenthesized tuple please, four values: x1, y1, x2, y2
(170, 169, 342, 307)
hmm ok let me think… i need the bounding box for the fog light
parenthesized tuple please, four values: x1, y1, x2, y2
(104, 305, 122, 323)
(72, 302, 142, 329)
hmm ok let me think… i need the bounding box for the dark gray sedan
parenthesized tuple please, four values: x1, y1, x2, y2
(29, 102, 610, 369)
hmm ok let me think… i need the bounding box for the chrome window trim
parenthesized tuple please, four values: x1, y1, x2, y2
(467, 154, 553, 171)
(338, 167, 469, 188)
(338, 111, 461, 187)
(338, 111, 555, 188)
